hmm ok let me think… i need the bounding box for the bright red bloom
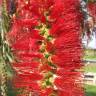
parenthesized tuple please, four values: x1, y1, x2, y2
(14, 52, 43, 61)
(56, 68, 82, 77)
(7, 0, 84, 95)
(40, 88, 53, 96)
(88, 2, 96, 21)
(46, 41, 54, 53)
(16, 72, 43, 81)
(54, 75, 83, 96)
(39, 63, 52, 72)
(12, 62, 40, 69)
(13, 79, 41, 91)
(49, 0, 64, 20)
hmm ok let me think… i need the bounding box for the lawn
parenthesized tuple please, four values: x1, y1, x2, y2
(83, 49, 96, 96)
(84, 64, 96, 73)
(84, 49, 96, 60)
(85, 85, 96, 96)
(84, 49, 96, 73)
(84, 55, 96, 60)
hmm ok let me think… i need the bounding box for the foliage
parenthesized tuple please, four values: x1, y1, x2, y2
(0, 0, 14, 96)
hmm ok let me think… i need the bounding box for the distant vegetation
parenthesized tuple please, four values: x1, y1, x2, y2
(84, 64, 96, 73)
(84, 49, 96, 96)
(84, 49, 96, 60)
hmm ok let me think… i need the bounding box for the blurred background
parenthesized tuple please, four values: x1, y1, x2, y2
(83, 34, 96, 96)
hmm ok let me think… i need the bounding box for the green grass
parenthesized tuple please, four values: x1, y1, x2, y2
(85, 85, 96, 96)
(84, 64, 96, 73)
(84, 63, 96, 96)
(84, 49, 96, 60)
(84, 55, 96, 60)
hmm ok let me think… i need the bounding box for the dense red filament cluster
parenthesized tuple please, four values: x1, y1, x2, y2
(7, 0, 84, 96)
(88, 2, 96, 22)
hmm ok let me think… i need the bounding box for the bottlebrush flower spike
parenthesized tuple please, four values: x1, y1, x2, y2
(87, 2, 96, 21)
(7, 0, 84, 96)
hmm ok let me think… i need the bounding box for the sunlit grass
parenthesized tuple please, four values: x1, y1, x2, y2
(84, 64, 96, 73)
(84, 49, 96, 60)
(85, 84, 96, 96)
(84, 55, 96, 60)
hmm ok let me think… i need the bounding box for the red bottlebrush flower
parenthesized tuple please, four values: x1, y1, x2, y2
(12, 38, 41, 51)
(40, 15, 46, 24)
(55, 33, 81, 45)
(7, 0, 84, 95)
(49, 0, 64, 20)
(58, 90, 70, 96)
(88, 2, 96, 21)
(52, 36, 81, 54)
(56, 68, 81, 77)
(39, 64, 52, 72)
(43, 0, 54, 10)
(51, 53, 82, 69)
(7, 20, 20, 40)
(15, 72, 43, 81)
(8, 20, 40, 42)
(12, 62, 40, 69)
(46, 41, 54, 53)
(58, 90, 84, 96)
(13, 79, 41, 91)
(12, 71, 43, 90)
(14, 52, 43, 61)
(49, 17, 81, 37)
(40, 88, 53, 96)
(19, 18, 38, 27)
(54, 76, 82, 91)
(54, 77, 71, 90)
(16, 0, 26, 7)
(12, 40, 37, 51)
(49, 0, 80, 20)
